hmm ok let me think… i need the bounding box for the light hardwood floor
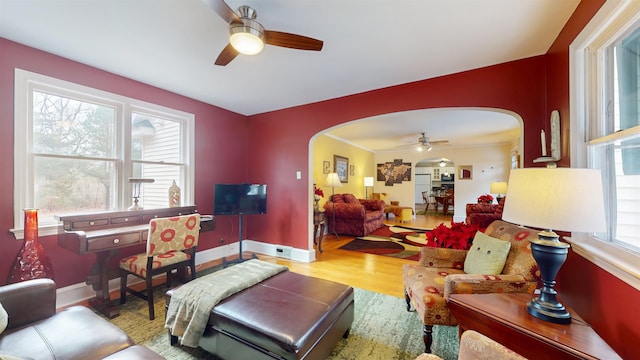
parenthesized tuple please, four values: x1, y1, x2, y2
(240, 210, 453, 299)
(89, 209, 453, 308)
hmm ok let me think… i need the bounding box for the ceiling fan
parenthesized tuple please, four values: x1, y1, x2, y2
(205, 0, 324, 66)
(398, 132, 449, 152)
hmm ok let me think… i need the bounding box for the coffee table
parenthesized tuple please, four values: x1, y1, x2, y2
(447, 293, 621, 360)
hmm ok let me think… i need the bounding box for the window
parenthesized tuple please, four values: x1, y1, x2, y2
(13, 69, 195, 238)
(571, 0, 640, 289)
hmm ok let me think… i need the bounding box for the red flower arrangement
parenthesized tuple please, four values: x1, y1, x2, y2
(314, 185, 324, 198)
(426, 221, 480, 250)
(477, 193, 494, 203)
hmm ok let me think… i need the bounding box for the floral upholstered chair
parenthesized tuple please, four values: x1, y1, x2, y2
(415, 330, 527, 360)
(403, 220, 540, 353)
(119, 214, 201, 320)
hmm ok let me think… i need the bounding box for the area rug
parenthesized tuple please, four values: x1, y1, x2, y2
(339, 225, 431, 261)
(103, 280, 459, 360)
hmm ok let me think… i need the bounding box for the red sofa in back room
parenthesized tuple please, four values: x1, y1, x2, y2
(323, 193, 385, 237)
(465, 197, 505, 229)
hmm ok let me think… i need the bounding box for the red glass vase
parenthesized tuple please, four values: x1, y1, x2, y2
(7, 209, 55, 284)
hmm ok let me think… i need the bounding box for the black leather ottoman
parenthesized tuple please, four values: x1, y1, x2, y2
(167, 271, 354, 360)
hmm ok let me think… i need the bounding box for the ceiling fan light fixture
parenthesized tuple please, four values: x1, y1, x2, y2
(229, 19, 265, 55)
(417, 143, 432, 152)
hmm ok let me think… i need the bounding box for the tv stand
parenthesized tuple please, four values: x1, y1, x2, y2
(223, 213, 257, 267)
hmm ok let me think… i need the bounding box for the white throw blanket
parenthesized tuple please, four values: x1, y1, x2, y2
(164, 259, 288, 347)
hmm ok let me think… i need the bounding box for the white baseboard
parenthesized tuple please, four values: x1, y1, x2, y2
(243, 240, 315, 263)
(55, 240, 312, 309)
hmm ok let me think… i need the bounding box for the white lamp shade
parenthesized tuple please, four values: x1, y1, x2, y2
(502, 168, 606, 233)
(325, 173, 343, 187)
(364, 177, 374, 187)
(490, 181, 508, 194)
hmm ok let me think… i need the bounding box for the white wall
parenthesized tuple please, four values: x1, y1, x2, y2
(372, 143, 512, 222)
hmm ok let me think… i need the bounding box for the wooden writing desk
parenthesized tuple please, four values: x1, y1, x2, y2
(447, 293, 621, 360)
(57, 206, 214, 318)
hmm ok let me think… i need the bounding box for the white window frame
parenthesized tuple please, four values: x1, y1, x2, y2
(12, 69, 195, 239)
(569, 0, 640, 291)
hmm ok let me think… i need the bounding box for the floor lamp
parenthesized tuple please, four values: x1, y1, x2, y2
(325, 172, 342, 239)
(364, 176, 374, 199)
(502, 168, 606, 324)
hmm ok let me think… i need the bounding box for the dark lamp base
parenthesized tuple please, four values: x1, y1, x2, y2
(527, 230, 571, 325)
(527, 297, 571, 324)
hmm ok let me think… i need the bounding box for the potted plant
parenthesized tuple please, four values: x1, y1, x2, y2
(426, 221, 479, 250)
(313, 185, 324, 210)
(477, 193, 494, 204)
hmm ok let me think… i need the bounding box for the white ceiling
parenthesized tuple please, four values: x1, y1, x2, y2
(0, 0, 579, 149)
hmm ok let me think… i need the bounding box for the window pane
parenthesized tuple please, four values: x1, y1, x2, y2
(33, 91, 116, 158)
(590, 138, 640, 251)
(131, 114, 181, 163)
(130, 162, 183, 209)
(34, 156, 116, 220)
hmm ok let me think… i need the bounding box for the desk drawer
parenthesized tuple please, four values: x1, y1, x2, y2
(87, 232, 142, 252)
(72, 218, 110, 229)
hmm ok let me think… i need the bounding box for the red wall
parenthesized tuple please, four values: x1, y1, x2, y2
(0, 38, 248, 287)
(246, 57, 547, 247)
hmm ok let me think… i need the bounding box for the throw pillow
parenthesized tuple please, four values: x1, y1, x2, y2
(343, 193, 359, 204)
(331, 194, 346, 203)
(0, 301, 8, 334)
(464, 231, 511, 275)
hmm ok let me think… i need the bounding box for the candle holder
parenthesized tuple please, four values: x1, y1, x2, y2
(7, 209, 55, 284)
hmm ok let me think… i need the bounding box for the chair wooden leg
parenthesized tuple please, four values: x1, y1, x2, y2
(404, 289, 412, 311)
(120, 271, 127, 304)
(190, 261, 196, 280)
(146, 276, 155, 320)
(423, 324, 433, 353)
(166, 270, 172, 289)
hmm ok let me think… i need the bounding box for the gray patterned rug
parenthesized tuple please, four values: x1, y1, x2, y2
(104, 279, 459, 360)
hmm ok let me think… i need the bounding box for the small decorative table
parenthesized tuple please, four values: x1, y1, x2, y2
(447, 293, 621, 359)
(313, 209, 326, 253)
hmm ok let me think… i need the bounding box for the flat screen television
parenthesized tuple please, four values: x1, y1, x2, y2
(441, 173, 454, 181)
(214, 183, 267, 215)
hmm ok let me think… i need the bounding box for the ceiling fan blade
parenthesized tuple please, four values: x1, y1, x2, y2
(204, 0, 241, 24)
(264, 30, 323, 51)
(430, 140, 450, 145)
(214, 43, 239, 66)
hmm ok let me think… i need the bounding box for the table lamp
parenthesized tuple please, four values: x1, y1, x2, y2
(364, 176, 374, 199)
(325, 172, 343, 238)
(490, 181, 508, 203)
(502, 168, 606, 324)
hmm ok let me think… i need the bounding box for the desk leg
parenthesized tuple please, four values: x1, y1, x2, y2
(87, 250, 120, 319)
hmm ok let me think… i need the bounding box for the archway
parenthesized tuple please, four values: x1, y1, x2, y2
(309, 107, 523, 251)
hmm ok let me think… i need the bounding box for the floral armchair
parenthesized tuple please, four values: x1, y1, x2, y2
(402, 220, 540, 353)
(323, 193, 385, 236)
(465, 197, 506, 229)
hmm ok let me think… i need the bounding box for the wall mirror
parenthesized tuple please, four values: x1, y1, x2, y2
(458, 165, 473, 180)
